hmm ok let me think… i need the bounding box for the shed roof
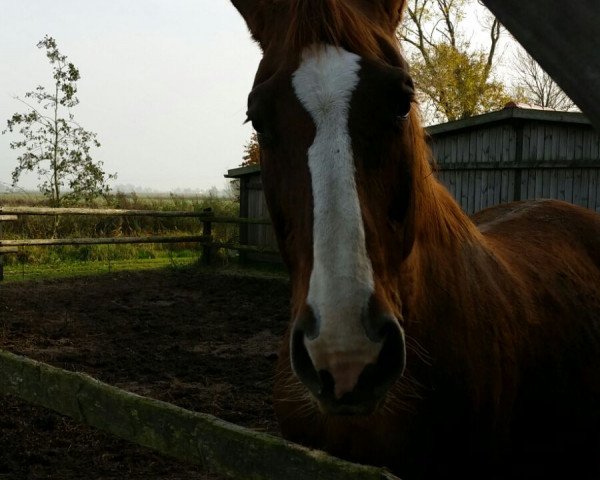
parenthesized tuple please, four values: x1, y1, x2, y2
(426, 106, 590, 136)
(225, 164, 261, 178)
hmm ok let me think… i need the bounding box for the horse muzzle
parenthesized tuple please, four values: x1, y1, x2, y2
(290, 310, 406, 416)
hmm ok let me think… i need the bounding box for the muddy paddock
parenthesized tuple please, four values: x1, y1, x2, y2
(0, 267, 291, 479)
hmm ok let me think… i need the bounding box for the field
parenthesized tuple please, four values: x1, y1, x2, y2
(0, 191, 241, 281)
(0, 266, 291, 479)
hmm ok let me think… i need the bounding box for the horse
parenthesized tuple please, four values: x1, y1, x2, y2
(230, 1, 600, 478)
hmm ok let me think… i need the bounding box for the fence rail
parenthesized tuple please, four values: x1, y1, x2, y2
(0, 349, 397, 480)
(0, 206, 277, 281)
(0, 206, 272, 224)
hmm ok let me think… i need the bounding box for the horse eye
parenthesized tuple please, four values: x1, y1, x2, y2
(393, 103, 411, 131)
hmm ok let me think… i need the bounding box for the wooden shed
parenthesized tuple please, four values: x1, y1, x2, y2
(430, 105, 600, 214)
(226, 106, 600, 257)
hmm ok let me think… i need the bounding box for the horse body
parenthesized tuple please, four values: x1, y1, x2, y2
(230, 1, 600, 477)
(276, 196, 600, 478)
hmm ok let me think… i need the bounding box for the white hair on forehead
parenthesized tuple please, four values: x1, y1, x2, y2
(292, 44, 380, 378)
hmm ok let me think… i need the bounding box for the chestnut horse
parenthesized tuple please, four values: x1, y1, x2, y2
(230, 1, 600, 478)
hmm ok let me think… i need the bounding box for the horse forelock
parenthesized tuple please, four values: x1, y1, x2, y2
(282, 0, 396, 62)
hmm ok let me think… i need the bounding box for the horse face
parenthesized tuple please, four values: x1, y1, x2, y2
(234, 0, 415, 416)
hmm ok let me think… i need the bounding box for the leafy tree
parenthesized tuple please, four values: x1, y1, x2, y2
(241, 131, 260, 167)
(400, 0, 517, 123)
(511, 48, 577, 111)
(2, 35, 115, 207)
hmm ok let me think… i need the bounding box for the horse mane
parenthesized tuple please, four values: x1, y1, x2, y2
(284, 0, 394, 60)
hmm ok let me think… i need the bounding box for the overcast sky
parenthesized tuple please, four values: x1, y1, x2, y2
(0, 0, 262, 193)
(0, 1, 504, 194)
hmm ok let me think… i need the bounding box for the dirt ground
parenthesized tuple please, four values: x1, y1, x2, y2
(0, 267, 291, 479)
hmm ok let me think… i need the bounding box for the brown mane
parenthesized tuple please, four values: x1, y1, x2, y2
(284, 0, 397, 61)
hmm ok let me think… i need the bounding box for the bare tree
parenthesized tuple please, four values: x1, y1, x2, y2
(511, 47, 577, 111)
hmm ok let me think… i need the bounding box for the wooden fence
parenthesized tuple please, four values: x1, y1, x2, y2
(0, 206, 277, 281)
(0, 349, 397, 480)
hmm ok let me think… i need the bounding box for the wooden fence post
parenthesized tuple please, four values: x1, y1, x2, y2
(0, 220, 3, 282)
(0, 216, 18, 281)
(202, 208, 214, 265)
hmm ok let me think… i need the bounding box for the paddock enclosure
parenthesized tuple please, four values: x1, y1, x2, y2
(0, 269, 291, 479)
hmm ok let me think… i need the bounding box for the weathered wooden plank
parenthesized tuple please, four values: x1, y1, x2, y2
(487, 127, 497, 163)
(573, 168, 583, 206)
(0, 207, 271, 225)
(557, 168, 567, 201)
(460, 170, 469, 212)
(474, 170, 483, 212)
(460, 133, 470, 163)
(558, 125, 568, 161)
(543, 125, 553, 162)
(0, 215, 18, 222)
(580, 169, 590, 208)
(542, 169, 551, 198)
(468, 131, 477, 163)
(494, 127, 503, 163)
(467, 170, 476, 214)
(567, 126, 576, 161)
(565, 168, 575, 203)
(575, 128, 585, 161)
(582, 129, 593, 161)
(0, 350, 395, 480)
(536, 123, 545, 162)
(0, 235, 210, 248)
(453, 170, 462, 208)
(589, 170, 599, 212)
(451, 134, 459, 164)
(500, 126, 509, 163)
(592, 171, 600, 212)
(591, 131, 600, 160)
(549, 169, 558, 200)
(501, 170, 510, 204)
(481, 128, 491, 163)
(535, 169, 544, 198)
(521, 124, 531, 162)
(0, 248, 18, 254)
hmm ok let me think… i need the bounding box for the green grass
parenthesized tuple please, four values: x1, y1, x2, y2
(1, 256, 200, 283)
(0, 190, 243, 277)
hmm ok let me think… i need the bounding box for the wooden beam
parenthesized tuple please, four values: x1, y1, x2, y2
(0, 235, 210, 248)
(0, 206, 272, 225)
(0, 215, 18, 222)
(481, 0, 600, 131)
(0, 349, 398, 480)
(0, 247, 18, 254)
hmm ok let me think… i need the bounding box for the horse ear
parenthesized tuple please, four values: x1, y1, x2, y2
(381, 0, 407, 30)
(231, 0, 265, 46)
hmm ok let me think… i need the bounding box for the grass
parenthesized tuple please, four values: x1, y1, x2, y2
(0, 190, 243, 277)
(1, 255, 200, 283)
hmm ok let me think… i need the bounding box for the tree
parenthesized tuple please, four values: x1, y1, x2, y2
(400, 0, 516, 123)
(2, 35, 115, 207)
(511, 47, 577, 111)
(241, 132, 260, 167)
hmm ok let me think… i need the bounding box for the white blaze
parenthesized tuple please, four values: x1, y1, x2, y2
(292, 45, 380, 389)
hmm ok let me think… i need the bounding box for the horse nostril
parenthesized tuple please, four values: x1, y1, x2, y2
(290, 325, 323, 396)
(360, 318, 406, 398)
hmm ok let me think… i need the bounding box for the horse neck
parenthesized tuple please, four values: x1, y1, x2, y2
(400, 146, 489, 312)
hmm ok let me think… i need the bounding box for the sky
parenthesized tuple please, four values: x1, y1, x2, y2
(0, 0, 262, 193)
(0, 1, 505, 194)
